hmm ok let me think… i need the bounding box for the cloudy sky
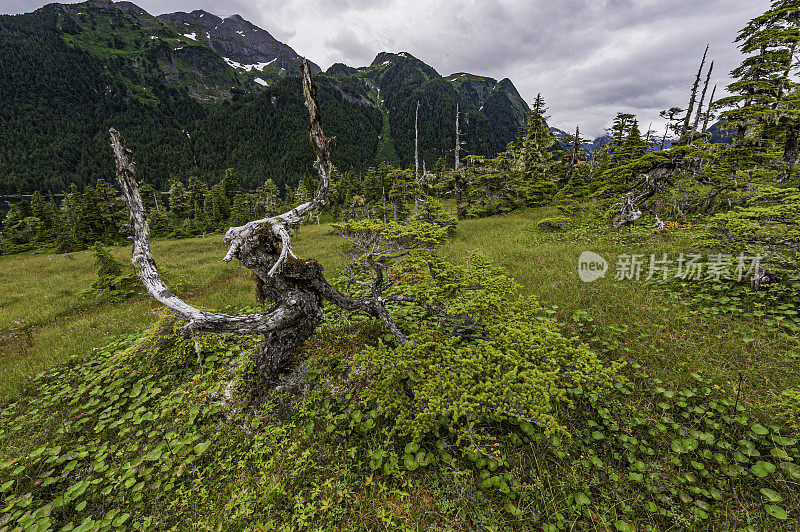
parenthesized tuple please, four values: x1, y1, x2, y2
(3, 0, 768, 138)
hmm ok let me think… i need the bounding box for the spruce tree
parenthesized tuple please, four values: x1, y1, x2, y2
(555, 164, 590, 201)
(28, 191, 60, 245)
(620, 120, 648, 163)
(608, 113, 636, 164)
(204, 183, 229, 231)
(60, 183, 83, 251)
(78, 180, 125, 245)
(388, 168, 416, 222)
(715, 0, 800, 176)
(187, 176, 208, 221)
(658, 107, 685, 149)
(256, 179, 280, 218)
(168, 179, 190, 221)
(515, 94, 555, 205)
(566, 125, 585, 184)
(464, 153, 520, 216)
(230, 192, 254, 226)
(221, 168, 242, 202)
(138, 182, 160, 213)
(1, 200, 37, 248)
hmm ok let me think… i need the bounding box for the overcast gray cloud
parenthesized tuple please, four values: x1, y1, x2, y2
(2, 0, 768, 137)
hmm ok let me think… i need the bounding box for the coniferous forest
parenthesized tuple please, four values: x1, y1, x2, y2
(0, 0, 799, 530)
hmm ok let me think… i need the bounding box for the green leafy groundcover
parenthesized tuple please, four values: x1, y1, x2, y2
(0, 299, 798, 529)
(355, 253, 617, 443)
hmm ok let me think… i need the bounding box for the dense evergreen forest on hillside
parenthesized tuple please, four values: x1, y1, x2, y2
(0, 8, 383, 195)
(0, 2, 531, 198)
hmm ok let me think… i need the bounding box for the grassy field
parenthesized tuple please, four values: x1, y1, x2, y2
(1, 208, 798, 530)
(442, 209, 797, 411)
(1, 208, 796, 409)
(0, 236, 247, 396)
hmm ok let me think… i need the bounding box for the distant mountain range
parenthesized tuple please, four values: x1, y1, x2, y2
(0, 0, 532, 194)
(550, 121, 732, 157)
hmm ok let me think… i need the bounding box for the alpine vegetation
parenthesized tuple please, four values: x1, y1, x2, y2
(0, 0, 798, 530)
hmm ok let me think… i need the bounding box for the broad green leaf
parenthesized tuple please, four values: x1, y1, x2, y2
(765, 504, 787, 520)
(404, 443, 419, 455)
(760, 488, 783, 502)
(780, 462, 800, 478)
(751, 461, 776, 478)
(574, 492, 590, 506)
(112, 513, 130, 527)
(193, 441, 211, 456)
(614, 520, 635, 532)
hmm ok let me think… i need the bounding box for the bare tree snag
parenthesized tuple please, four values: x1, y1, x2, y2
(682, 44, 709, 139)
(455, 103, 461, 173)
(414, 101, 420, 215)
(611, 162, 675, 228)
(701, 84, 717, 134)
(568, 125, 581, 182)
(611, 193, 642, 227)
(111, 60, 427, 389)
(454, 103, 468, 218)
(111, 60, 338, 387)
(690, 60, 714, 144)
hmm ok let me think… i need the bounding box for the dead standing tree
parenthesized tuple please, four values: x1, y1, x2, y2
(680, 44, 709, 140)
(110, 60, 410, 390)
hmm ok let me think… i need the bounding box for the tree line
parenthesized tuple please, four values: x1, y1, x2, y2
(3, 0, 797, 268)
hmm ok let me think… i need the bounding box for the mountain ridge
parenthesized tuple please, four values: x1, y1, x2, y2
(0, 0, 533, 195)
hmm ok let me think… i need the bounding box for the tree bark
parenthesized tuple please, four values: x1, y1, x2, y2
(682, 44, 709, 138)
(110, 60, 337, 388)
(690, 60, 714, 144)
(701, 85, 716, 133)
(111, 60, 429, 392)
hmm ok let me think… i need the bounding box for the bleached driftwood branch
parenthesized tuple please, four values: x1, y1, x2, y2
(611, 193, 642, 227)
(109, 60, 331, 337)
(222, 61, 333, 268)
(110, 59, 428, 378)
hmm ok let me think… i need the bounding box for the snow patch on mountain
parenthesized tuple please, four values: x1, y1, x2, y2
(223, 57, 276, 72)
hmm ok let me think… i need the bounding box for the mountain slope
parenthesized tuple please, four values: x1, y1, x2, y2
(0, 3, 380, 194)
(0, 2, 533, 195)
(0, 5, 205, 194)
(56, 1, 225, 99)
(157, 9, 321, 88)
(326, 52, 532, 167)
